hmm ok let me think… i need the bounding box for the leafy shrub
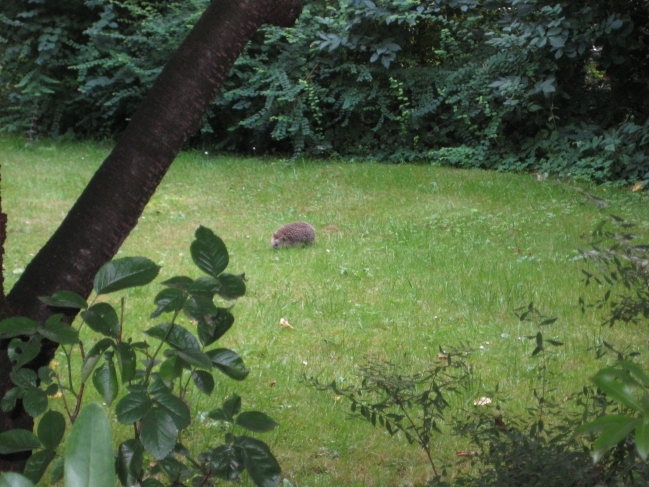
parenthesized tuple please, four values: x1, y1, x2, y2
(0, 227, 283, 487)
(2, 0, 648, 183)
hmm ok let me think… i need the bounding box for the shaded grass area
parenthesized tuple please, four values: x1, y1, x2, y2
(2, 136, 649, 486)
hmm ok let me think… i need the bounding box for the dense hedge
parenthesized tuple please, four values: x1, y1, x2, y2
(1, 0, 648, 183)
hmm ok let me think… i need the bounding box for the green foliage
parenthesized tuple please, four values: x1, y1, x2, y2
(309, 359, 472, 479)
(2, 0, 648, 182)
(0, 227, 281, 487)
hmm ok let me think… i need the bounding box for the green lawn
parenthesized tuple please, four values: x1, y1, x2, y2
(2, 136, 648, 486)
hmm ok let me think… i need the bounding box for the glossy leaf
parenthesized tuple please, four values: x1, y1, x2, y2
(207, 349, 249, 381)
(1, 388, 21, 413)
(152, 391, 191, 430)
(39, 291, 88, 310)
(150, 288, 186, 318)
(37, 322, 79, 345)
(235, 436, 281, 487)
(176, 348, 212, 370)
(10, 369, 37, 389)
(114, 342, 137, 383)
(235, 412, 279, 433)
(38, 367, 56, 385)
(23, 389, 48, 417)
(188, 276, 220, 296)
(223, 394, 242, 418)
(0, 473, 36, 487)
(139, 408, 178, 460)
(216, 274, 246, 300)
(0, 429, 41, 454)
(8, 337, 42, 370)
(210, 444, 244, 481)
(50, 457, 64, 484)
(116, 439, 144, 487)
(145, 323, 200, 350)
(115, 392, 152, 424)
(160, 276, 193, 291)
(81, 303, 120, 339)
(37, 410, 66, 450)
(158, 356, 183, 388)
(192, 370, 215, 395)
(592, 367, 642, 411)
(94, 257, 160, 295)
(0, 318, 40, 338)
(92, 354, 119, 406)
(65, 403, 115, 487)
(141, 479, 164, 487)
(197, 308, 234, 347)
(81, 338, 114, 384)
(636, 415, 649, 460)
(593, 416, 639, 462)
(190, 226, 229, 278)
(23, 449, 56, 484)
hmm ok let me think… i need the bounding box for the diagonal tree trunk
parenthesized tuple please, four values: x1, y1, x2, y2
(0, 0, 302, 472)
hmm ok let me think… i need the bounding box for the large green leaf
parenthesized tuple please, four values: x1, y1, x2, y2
(92, 355, 119, 406)
(151, 288, 187, 319)
(158, 356, 183, 388)
(114, 342, 137, 383)
(8, 338, 42, 370)
(94, 257, 161, 295)
(1, 388, 21, 413)
(50, 457, 64, 484)
(139, 408, 178, 460)
(593, 416, 639, 463)
(115, 392, 152, 424)
(38, 291, 88, 310)
(81, 339, 114, 384)
(210, 444, 244, 481)
(37, 410, 66, 450)
(0, 429, 41, 454)
(65, 403, 115, 487)
(192, 370, 215, 395)
(151, 391, 191, 430)
(190, 227, 229, 278)
(145, 323, 200, 350)
(206, 349, 249, 381)
(116, 439, 144, 487)
(160, 276, 193, 291)
(0, 318, 40, 339)
(215, 274, 246, 300)
(23, 449, 56, 484)
(37, 321, 79, 345)
(636, 415, 649, 460)
(176, 348, 212, 370)
(0, 473, 36, 487)
(188, 277, 220, 296)
(10, 369, 37, 389)
(197, 308, 234, 347)
(235, 436, 281, 487)
(235, 412, 279, 433)
(81, 303, 119, 339)
(223, 394, 242, 418)
(592, 367, 642, 411)
(23, 389, 48, 417)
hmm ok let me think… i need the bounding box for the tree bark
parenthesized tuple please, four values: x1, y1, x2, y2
(0, 0, 302, 472)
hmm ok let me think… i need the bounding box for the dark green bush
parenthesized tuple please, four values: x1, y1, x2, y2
(2, 0, 648, 183)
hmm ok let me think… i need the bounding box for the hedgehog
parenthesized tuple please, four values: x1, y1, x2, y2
(271, 222, 315, 249)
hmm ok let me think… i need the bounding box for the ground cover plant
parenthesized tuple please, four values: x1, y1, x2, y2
(1, 135, 649, 486)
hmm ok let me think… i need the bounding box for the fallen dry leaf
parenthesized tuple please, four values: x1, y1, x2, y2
(456, 451, 477, 457)
(270, 380, 277, 387)
(474, 397, 492, 406)
(436, 353, 449, 360)
(280, 318, 294, 329)
(632, 182, 644, 192)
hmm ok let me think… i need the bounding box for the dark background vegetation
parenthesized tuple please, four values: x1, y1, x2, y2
(2, 0, 649, 183)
